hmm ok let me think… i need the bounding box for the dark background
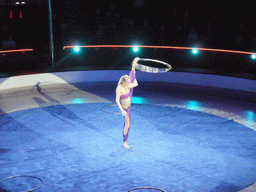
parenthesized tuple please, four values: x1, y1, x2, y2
(0, 1, 255, 78)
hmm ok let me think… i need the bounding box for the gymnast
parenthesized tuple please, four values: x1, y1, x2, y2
(116, 57, 140, 149)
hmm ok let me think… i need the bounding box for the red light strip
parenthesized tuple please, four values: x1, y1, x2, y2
(0, 49, 33, 54)
(63, 45, 255, 55)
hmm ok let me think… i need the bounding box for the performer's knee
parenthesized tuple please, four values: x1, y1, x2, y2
(123, 122, 130, 135)
(125, 121, 130, 129)
(124, 123, 129, 131)
(124, 116, 130, 127)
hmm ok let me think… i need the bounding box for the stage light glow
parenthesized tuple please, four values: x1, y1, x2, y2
(72, 98, 84, 104)
(74, 47, 80, 53)
(9, 11, 13, 19)
(186, 100, 200, 111)
(192, 49, 198, 54)
(246, 111, 255, 122)
(131, 97, 147, 104)
(251, 54, 256, 59)
(133, 47, 139, 52)
(63, 45, 256, 56)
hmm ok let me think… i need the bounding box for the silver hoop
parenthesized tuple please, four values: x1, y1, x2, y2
(101, 104, 121, 114)
(127, 186, 166, 192)
(0, 175, 43, 192)
(136, 58, 172, 73)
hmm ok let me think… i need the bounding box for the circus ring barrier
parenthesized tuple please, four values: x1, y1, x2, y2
(0, 70, 255, 129)
(0, 70, 255, 191)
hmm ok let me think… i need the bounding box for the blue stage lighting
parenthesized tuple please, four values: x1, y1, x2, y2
(246, 111, 255, 123)
(192, 49, 198, 54)
(131, 97, 147, 104)
(74, 47, 80, 53)
(251, 54, 256, 59)
(133, 47, 139, 52)
(185, 100, 200, 111)
(72, 98, 84, 104)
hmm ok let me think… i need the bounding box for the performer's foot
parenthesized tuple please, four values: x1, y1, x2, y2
(123, 141, 130, 149)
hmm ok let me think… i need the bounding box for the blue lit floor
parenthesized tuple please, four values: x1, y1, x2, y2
(0, 81, 256, 192)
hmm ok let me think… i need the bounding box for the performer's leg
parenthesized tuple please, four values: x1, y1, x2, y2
(123, 115, 130, 141)
(123, 106, 131, 148)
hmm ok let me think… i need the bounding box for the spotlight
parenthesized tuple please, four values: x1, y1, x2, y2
(133, 47, 139, 52)
(131, 97, 147, 104)
(192, 49, 198, 54)
(251, 54, 256, 60)
(72, 98, 84, 104)
(246, 111, 255, 123)
(186, 100, 200, 111)
(74, 47, 80, 53)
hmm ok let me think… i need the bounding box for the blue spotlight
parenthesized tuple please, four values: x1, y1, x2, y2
(192, 49, 198, 54)
(72, 98, 84, 104)
(74, 47, 80, 53)
(131, 97, 147, 104)
(185, 100, 200, 111)
(246, 111, 255, 122)
(251, 54, 256, 60)
(133, 46, 139, 53)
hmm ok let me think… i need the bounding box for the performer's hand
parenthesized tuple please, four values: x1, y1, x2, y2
(121, 110, 127, 116)
(134, 57, 140, 62)
(132, 63, 138, 69)
(132, 57, 139, 68)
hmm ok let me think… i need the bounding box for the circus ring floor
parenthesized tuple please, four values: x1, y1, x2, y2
(0, 70, 255, 192)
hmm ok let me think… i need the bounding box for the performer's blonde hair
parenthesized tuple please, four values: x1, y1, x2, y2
(117, 75, 130, 87)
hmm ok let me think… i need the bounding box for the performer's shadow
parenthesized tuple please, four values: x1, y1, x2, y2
(35, 82, 60, 104)
(33, 82, 99, 131)
(32, 83, 118, 143)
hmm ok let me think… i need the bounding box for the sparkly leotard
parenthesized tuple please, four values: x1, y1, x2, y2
(121, 70, 135, 141)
